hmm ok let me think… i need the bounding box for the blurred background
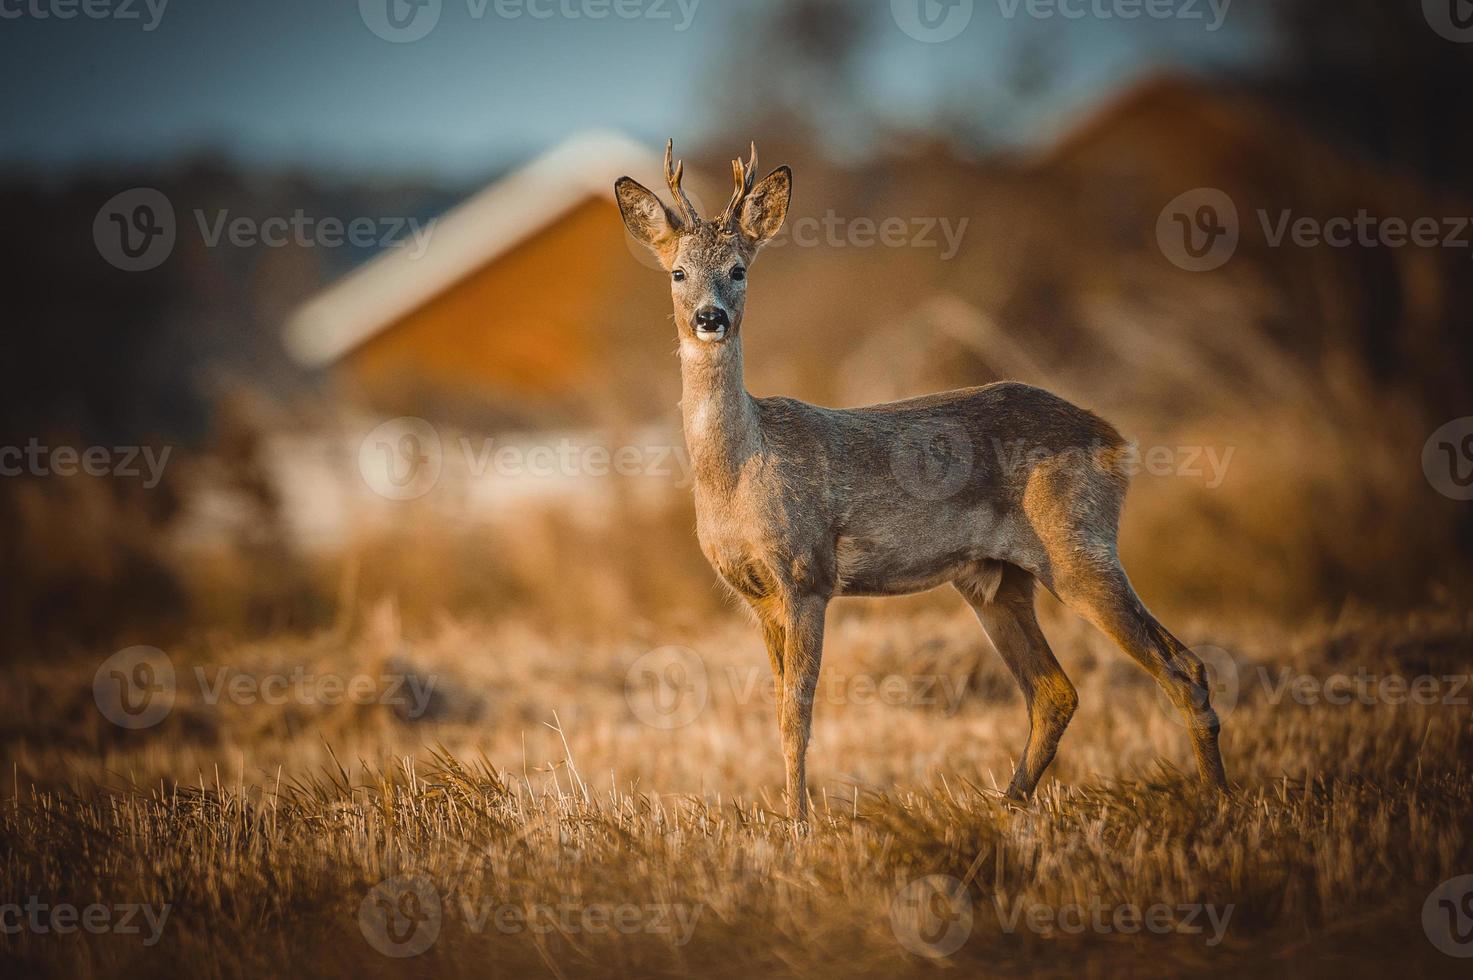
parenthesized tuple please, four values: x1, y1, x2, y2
(3, 0, 1471, 661)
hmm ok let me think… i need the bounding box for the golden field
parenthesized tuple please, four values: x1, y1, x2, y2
(5, 583, 1471, 977)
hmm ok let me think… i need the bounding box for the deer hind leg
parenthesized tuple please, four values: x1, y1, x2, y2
(1055, 557, 1229, 792)
(778, 594, 827, 822)
(956, 562, 1078, 801)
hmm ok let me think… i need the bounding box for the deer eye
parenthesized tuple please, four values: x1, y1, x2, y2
(730, 266, 746, 281)
(672, 268, 686, 282)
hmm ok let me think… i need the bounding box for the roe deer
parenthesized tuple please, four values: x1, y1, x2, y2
(615, 141, 1229, 820)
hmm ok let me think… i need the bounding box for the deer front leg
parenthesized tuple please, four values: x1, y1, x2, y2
(779, 595, 827, 822)
(755, 603, 786, 690)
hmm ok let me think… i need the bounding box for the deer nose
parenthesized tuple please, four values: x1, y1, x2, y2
(694, 307, 729, 334)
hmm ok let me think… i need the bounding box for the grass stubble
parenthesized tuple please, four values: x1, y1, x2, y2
(2, 601, 1470, 978)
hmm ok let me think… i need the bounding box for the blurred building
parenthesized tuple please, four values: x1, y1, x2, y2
(283, 131, 673, 428)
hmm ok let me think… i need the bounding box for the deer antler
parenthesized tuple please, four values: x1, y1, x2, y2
(719, 142, 759, 231)
(663, 138, 699, 226)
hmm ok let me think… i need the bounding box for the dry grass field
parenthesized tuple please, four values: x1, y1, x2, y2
(5, 591, 1471, 978)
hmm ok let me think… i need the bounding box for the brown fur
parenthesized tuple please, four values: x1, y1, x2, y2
(616, 143, 1229, 818)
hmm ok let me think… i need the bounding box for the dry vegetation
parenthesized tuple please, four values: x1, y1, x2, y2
(4, 588, 1471, 977)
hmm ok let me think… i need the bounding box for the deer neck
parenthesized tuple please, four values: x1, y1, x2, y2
(679, 337, 759, 490)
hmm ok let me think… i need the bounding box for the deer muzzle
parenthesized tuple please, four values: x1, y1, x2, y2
(693, 306, 730, 342)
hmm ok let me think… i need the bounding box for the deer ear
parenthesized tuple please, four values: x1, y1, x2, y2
(737, 166, 791, 248)
(615, 177, 682, 264)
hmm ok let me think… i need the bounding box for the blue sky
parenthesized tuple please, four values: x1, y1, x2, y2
(0, 0, 1266, 181)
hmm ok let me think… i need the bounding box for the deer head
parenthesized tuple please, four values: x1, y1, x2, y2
(615, 140, 791, 345)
